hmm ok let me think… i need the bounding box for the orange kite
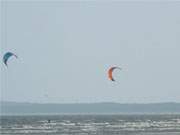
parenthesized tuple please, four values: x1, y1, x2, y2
(108, 66, 121, 81)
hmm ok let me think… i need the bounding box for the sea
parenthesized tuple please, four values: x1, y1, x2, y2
(0, 114, 180, 135)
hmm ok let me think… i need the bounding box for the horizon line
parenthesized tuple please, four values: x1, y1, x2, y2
(1, 100, 180, 104)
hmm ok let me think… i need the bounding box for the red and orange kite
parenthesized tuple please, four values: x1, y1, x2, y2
(108, 66, 121, 81)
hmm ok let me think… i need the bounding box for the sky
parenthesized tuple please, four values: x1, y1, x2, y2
(1, 1, 180, 103)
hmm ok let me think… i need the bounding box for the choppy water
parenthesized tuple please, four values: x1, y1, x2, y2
(0, 114, 180, 135)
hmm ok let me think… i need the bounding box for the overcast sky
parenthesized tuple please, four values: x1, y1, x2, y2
(1, 1, 180, 103)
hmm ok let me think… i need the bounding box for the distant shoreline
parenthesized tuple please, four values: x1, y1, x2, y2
(1, 113, 180, 116)
(1, 101, 180, 115)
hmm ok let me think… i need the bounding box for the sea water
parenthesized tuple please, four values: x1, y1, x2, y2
(0, 114, 180, 135)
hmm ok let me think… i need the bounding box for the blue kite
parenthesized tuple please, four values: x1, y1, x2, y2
(3, 52, 17, 66)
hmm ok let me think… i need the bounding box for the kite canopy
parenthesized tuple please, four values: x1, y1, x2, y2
(108, 66, 121, 81)
(3, 52, 17, 66)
